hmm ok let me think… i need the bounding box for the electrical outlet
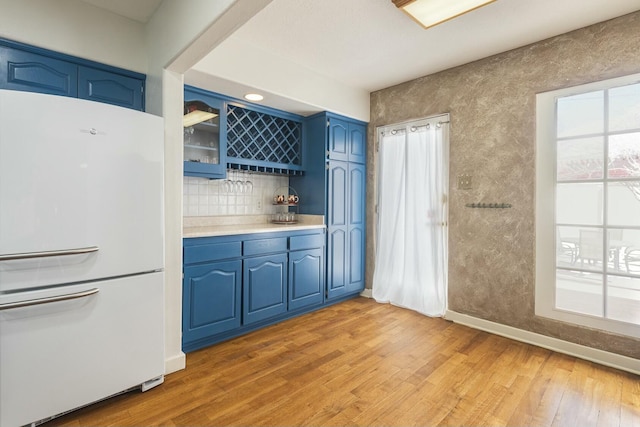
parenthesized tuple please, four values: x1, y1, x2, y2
(457, 174, 472, 190)
(256, 199, 262, 211)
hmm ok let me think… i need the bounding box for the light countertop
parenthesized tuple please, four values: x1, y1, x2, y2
(183, 215, 325, 238)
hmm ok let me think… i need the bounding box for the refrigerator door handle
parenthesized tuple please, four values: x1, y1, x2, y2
(0, 246, 99, 261)
(0, 288, 99, 311)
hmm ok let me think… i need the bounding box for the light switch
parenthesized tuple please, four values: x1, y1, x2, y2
(457, 174, 472, 190)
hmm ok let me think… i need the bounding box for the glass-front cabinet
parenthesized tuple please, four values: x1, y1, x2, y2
(183, 88, 227, 179)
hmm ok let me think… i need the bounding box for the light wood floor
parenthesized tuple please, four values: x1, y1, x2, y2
(46, 297, 639, 427)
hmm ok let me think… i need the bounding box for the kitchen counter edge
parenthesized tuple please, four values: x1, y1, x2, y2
(183, 223, 326, 238)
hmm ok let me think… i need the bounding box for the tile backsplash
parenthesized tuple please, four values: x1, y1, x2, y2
(183, 170, 289, 216)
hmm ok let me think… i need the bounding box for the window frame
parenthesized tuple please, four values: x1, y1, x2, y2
(535, 73, 640, 338)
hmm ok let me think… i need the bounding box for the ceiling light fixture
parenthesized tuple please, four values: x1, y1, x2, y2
(392, 0, 496, 29)
(244, 93, 264, 102)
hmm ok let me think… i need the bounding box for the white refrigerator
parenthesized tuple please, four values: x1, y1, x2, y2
(0, 90, 165, 427)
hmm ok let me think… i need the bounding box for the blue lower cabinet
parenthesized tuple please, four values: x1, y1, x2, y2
(243, 253, 288, 325)
(182, 260, 242, 345)
(182, 229, 332, 352)
(289, 248, 324, 310)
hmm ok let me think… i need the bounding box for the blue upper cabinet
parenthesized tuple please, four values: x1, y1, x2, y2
(226, 102, 303, 173)
(0, 38, 145, 111)
(348, 123, 366, 164)
(328, 117, 348, 161)
(78, 66, 143, 111)
(182, 85, 305, 177)
(0, 46, 78, 97)
(184, 86, 227, 179)
(328, 114, 366, 164)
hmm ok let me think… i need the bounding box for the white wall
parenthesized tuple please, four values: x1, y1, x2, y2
(144, 0, 273, 374)
(144, 0, 238, 117)
(0, 0, 146, 73)
(192, 37, 371, 121)
(145, 0, 248, 375)
(159, 68, 186, 374)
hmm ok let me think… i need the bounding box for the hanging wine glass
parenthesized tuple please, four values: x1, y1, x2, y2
(244, 170, 253, 194)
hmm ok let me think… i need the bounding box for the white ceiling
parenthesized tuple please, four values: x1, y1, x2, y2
(80, 0, 163, 23)
(84, 0, 640, 115)
(232, 0, 640, 92)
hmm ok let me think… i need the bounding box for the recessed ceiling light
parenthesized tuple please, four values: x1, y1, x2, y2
(393, 0, 496, 30)
(244, 93, 264, 102)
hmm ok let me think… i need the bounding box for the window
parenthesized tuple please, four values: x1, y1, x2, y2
(536, 73, 640, 337)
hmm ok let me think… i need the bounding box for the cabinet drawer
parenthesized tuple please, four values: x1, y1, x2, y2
(184, 241, 242, 265)
(289, 233, 325, 251)
(243, 237, 287, 256)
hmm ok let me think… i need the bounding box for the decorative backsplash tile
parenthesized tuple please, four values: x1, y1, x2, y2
(183, 171, 289, 216)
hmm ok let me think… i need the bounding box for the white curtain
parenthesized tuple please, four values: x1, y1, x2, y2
(372, 118, 448, 317)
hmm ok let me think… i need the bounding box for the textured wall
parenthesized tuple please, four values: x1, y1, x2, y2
(368, 11, 640, 358)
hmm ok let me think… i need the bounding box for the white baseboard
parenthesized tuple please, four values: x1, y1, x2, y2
(360, 288, 373, 298)
(164, 352, 186, 375)
(445, 310, 640, 376)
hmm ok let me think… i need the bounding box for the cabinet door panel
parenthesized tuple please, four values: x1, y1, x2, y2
(328, 117, 348, 161)
(184, 89, 227, 179)
(328, 161, 348, 227)
(289, 248, 324, 310)
(243, 254, 287, 324)
(327, 228, 347, 299)
(183, 260, 242, 346)
(348, 163, 366, 293)
(348, 123, 366, 164)
(78, 66, 143, 111)
(349, 163, 366, 226)
(0, 46, 77, 97)
(347, 226, 365, 293)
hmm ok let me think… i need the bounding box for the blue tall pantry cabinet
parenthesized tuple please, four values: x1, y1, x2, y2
(291, 112, 366, 300)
